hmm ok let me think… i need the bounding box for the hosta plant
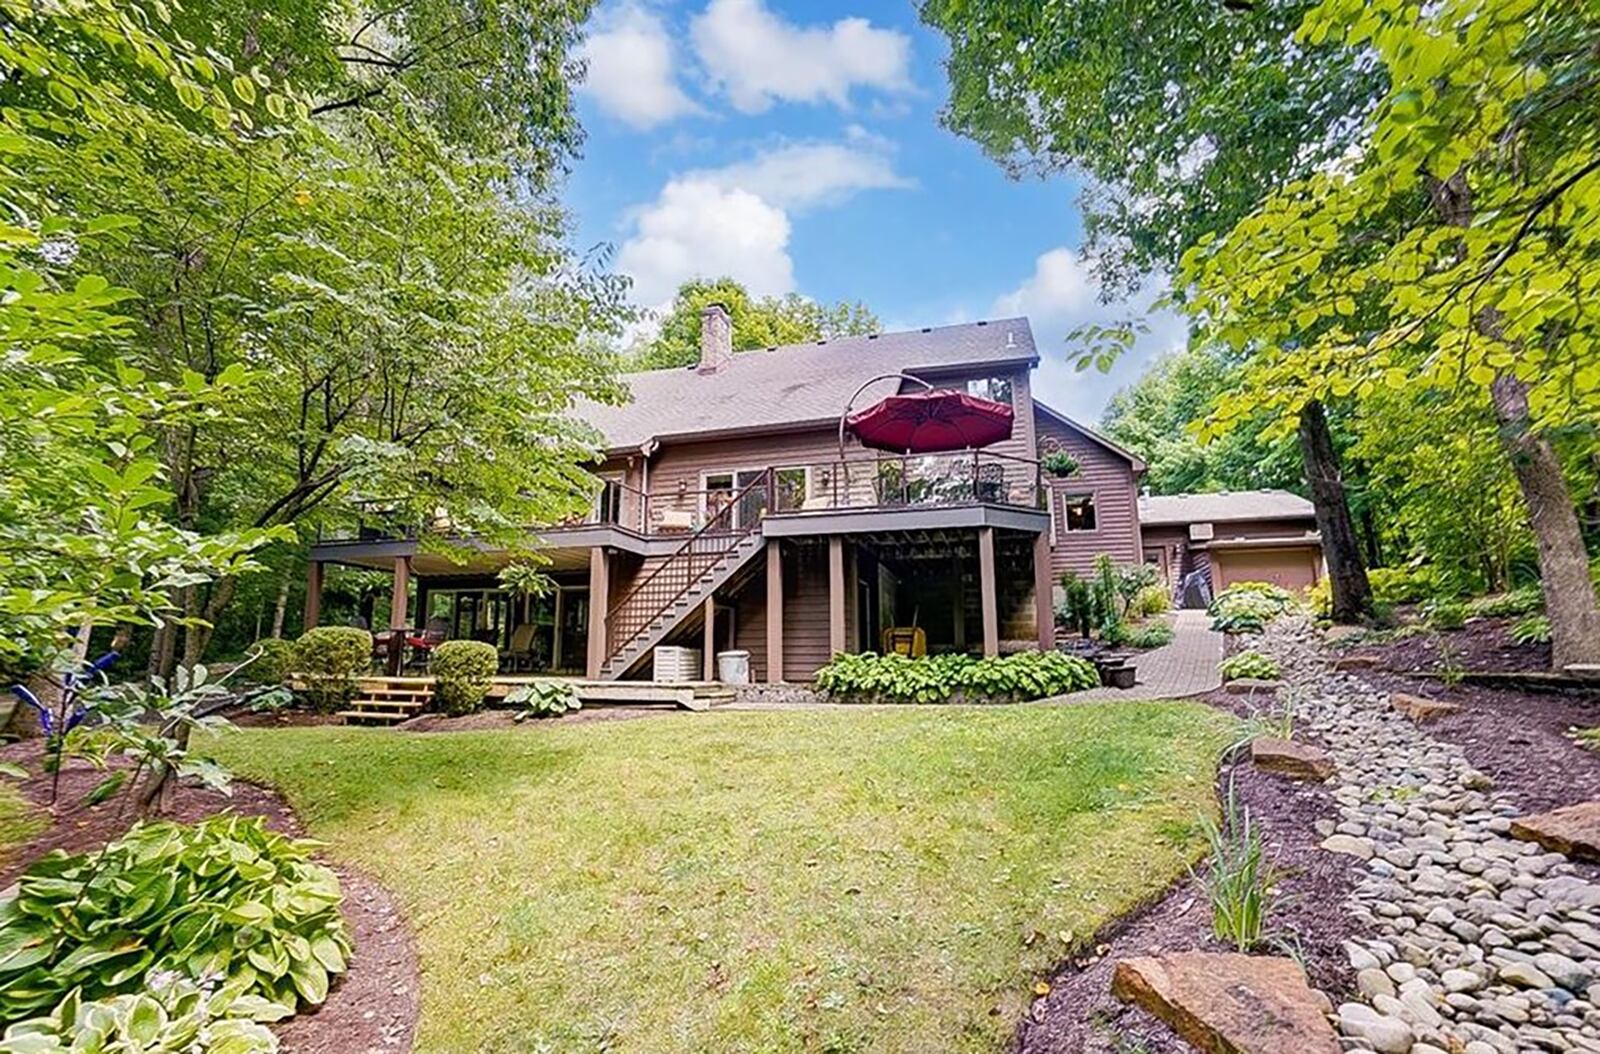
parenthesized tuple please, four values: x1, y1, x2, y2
(815, 651, 1097, 703)
(0, 816, 349, 1021)
(507, 681, 582, 719)
(1208, 583, 1297, 634)
(1218, 651, 1281, 682)
(1510, 615, 1553, 646)
(0, 973, 290, 1053)
(1466, 586, 1544, 620)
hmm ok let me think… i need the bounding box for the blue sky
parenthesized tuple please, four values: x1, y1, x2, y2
(565, 0, 1187, 422)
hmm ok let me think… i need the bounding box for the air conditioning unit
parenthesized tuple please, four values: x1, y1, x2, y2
(1189, 522, 1215, 541)
(653, 646, 703, 683)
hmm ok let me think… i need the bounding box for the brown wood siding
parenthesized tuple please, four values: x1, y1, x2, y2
(725, 539, 854, 682)
(1033, 410, 1141, 589)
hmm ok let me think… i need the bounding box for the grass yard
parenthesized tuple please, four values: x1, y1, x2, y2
(209, 702, 1234, 1053)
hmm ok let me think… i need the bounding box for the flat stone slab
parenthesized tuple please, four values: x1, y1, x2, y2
(1251, 736, 1336, 782)
(1224, 678, 1283, 695)
(1511, 802, 1600, 861)
(1389, 691, 1461, 722)
(1111, 952, 1340, 1054)
(1332, 655, 1381, 671)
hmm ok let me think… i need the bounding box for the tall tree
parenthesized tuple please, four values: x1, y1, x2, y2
(633, 278, 881, 371)
(922, 0, 1384, 620)
(1181, 0, 1600, 664)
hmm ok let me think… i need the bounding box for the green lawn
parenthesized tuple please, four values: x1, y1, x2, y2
(0, 784, 43, 864)
(209, 703, 1234, 1054)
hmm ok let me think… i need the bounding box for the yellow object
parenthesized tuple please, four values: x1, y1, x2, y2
(881, 627, 926, 658)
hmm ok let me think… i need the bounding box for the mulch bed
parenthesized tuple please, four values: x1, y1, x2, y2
(1016, 684, 1362, 1053)
(1340, 615, 1551, 674)
(0, 740, 419, 1054)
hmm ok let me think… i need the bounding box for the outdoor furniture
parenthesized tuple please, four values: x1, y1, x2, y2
(881, 626, 927, 658)
(502, 623, 538, 672)
(657, 509, 695, 531)
(405, 617, 450, 669)
(974, 462, 1005, 503)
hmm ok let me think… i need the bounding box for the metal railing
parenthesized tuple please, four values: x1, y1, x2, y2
(603, 469, 773, 664)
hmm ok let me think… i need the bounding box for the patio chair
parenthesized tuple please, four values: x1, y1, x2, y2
(974, 462, 1005, 503)
(502, 623, 538, 673)
(405, 617, 450, 669)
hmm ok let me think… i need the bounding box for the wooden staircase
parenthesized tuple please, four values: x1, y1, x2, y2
(599, 471, 772, 681)
(339, 676, 435, 725)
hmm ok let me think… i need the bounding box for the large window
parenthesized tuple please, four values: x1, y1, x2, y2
(1062, 493, 1097, 532)
(966, 376, 1014, 406)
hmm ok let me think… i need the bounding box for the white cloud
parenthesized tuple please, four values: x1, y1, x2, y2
(690, 0, 913, 114)
(615, 137, 909, 305)
(992, 247, 1189, 423)
(578, 4, 701, 129)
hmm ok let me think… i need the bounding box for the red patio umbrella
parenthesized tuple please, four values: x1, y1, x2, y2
(845, 387, 1014, 454)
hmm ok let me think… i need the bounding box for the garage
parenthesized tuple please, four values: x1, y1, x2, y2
(1208, 543, 1323, 592)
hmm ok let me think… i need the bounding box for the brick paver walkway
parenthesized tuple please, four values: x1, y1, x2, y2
(1044, 609, 1223, 703)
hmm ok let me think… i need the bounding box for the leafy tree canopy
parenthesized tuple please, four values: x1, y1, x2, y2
(632, 278, 880, 371)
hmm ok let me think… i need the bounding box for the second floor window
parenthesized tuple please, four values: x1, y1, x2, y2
(1062, 493, 1097, 532)
(967, 376, 1014, 406)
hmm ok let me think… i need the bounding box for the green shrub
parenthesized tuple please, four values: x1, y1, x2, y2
(1126, 621, 1175, 649)
(1, 974, 290, 1053)
(243, 638, 296, 685)
(1194, 778, 1276, 952)
(815, 651, 1097, 703)
(507, 680, 582, 719)
(292, 626, 372, 711)
(1041, 450, 1079, 477)
(1208, 584, 1296, 634)
(1510, 614, 1552, 645)
(1130, 584, 1171, 618)
(1305, 577, 1332, 618)
(1100, 620, 1131, 646)
(1367, 566, 1436, 606)
(1056, 572, 1097, 638)
(430, 640, 499, 715)
(1467, 585, 1544, 619)
(1218, 650, 1281, 682)
(0, 816, 349, 1020)
(1423, 599, 1467, 631)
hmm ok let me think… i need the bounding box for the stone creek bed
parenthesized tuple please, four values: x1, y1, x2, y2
(1255, 616, 1600, 1054)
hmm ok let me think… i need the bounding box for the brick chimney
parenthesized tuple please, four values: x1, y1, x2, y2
(698, 302, 732, 374)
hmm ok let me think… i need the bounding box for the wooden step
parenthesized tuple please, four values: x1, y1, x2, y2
(337, 709, 413, 725)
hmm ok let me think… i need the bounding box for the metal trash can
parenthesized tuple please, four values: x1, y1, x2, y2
(716, 649, 751, 685)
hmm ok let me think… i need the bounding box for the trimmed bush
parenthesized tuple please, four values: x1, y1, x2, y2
(815, 650, 1098, 703)
(293, 626, 372, 711)
(431, 640, 499, 715)
(1218, 650, 1281, 682)
(244, 637, 296, 685)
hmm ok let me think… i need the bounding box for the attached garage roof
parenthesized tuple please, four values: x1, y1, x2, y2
(1139, 489, 1315, 526)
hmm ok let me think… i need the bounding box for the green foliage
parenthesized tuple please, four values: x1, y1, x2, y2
(1040, 451, 1080, 478)
(1218, 651, 1281, 682)
(1130, 585, 1171, 619)
(1511, 615, 1553, 646)
(507, 681, 582, 720)
(814, 651, 1099, 703)
(0, 973, 288, 1053)
(632, 278, 879, 371)
(0, 816, 348, 1020)
(430, 641, 499, 716)
(1125, 622, 1175, 649)
(1208, 584, 1297, 634)
(1424, 601, 1467, 632)
(1366, 567, 1437, 607)
(1305, 578, 1333, 620)
(244, 640, 296, 686)
(1056, 572, 1098, 638)
(292, 628, 372, 712)
(1194, 779, 1277, 952)
(1467, 587, 1545, 620)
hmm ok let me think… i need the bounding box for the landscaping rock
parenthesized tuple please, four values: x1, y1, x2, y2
(1510, 802, 1600, 861)
(1336, 1001, 1415, 1052)
(1322, 834, 1376, 860)
(1250, 736, 1336, 781)
(1333, 655, 1381, 671)
(1389, 692, 1462, 722)
(1224, 677, 1284, 695)
(1110, 952, 1341, 1054)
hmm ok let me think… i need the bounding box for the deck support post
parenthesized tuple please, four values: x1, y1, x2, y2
(702, 595, 716, 681)
(587, 548, 609, 679)
(765, 540, 784, 683)
(978, 527, 999, 658)
(303, 560, 323, 631)
(828, 536, 846, 658)
(1033, 532, 1056, 652)
(386, 556, 410, 675)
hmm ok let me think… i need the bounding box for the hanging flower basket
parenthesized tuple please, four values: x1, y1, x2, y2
(1042, 451, 1080, 478)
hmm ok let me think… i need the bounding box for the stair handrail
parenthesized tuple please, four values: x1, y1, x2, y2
(603, 468, 772, 665)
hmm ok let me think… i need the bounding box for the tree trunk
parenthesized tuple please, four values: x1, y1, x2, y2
(1490, 374, 1600, 668)
(1298, 400, 1373, 622)
(270, 577, 290, 639)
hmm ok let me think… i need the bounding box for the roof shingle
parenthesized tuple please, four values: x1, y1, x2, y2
(576, 318, 1038, 450)
(1138, 490, 1315, 525)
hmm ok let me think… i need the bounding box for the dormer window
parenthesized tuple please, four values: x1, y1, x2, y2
(967, 376, 1013, 406)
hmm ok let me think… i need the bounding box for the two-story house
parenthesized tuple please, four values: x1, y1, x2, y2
(307, 309, 1295, 684)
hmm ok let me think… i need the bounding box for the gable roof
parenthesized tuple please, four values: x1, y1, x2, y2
(1032, 399, 1147, 471)
(576, 318, 1038, 451)
(1139, 489, 1315, 526)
